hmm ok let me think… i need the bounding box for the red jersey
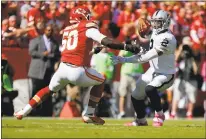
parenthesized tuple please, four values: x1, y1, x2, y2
(190, 19, 206, 50)
(27, 8, 44, 39)
(191, 20, 206, 41)
(176, 15, 190, 36)
(117, 11, 136, 27)
(61, 21, 98, 67)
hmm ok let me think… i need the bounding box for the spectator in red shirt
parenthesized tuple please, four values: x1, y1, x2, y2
(27, 1, 45, 39)
(66, 1, 76, 12)
(93, 1, 105, 21)
(117, 2, 137, 41)
(147, 2, 157, 18)
(176, 8, 191, 43)
(159, 2, 167, 11)
(45, 1, 58, 20)
(136, 2, 148, 19)
(2, 19, 10, 46)
(98, 2, 113, 36)
(57, 2, 69, 27)
(8, 15, 19, 47)
(20, 1, 31, 29)
(2, 17, 33, 47)
(8, 15, 17, 31)
(190, 12, 206, 53)
(117, 1, 136, 28)
(168, 10, 180, 38)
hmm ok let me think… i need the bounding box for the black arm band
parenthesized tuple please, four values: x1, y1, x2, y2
(101, 37, 125, 50)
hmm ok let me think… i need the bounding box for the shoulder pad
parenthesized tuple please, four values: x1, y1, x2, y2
(63, 23, 79, 31)
(85, 21, 99, 29)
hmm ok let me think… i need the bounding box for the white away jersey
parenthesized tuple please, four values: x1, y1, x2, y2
(149, 29, 177, 74)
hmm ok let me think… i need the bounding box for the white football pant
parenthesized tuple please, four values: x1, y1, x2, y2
(132, 68, 174, 100)
(49, 62, 105, 92)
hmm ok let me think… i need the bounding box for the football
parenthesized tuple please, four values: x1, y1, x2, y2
(136, 18, 151, 37)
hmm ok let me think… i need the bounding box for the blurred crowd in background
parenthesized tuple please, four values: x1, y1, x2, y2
(1, 1, 206, 119)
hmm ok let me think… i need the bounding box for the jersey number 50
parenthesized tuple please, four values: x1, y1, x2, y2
(61, 30, 78, 51)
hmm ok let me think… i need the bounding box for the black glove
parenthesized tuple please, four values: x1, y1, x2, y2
(93, 47, 103, 54)
(125, 44, 141, 54)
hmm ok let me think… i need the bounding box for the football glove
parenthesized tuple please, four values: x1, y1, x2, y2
(93, 47, 103, 54)
(110, 56, 125, 65)
(124, 44, 141, 54)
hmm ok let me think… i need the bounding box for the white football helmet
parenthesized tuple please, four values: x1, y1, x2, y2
(150, 10, 170, 34)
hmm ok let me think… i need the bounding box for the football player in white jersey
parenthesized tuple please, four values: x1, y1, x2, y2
(111, 10, 177, 127)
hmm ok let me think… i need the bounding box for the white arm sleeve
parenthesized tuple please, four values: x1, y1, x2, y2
(124, 48, 159, 63)
(86, 28, 106, 44)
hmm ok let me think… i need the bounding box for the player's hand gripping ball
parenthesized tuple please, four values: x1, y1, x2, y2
(136, 18, 151, 37)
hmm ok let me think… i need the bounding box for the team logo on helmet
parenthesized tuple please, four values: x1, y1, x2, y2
(74, 8, 87, 15)
(70, 6, 91, 23)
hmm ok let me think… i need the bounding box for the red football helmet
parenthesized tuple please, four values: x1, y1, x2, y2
(70, 6, 91, 24)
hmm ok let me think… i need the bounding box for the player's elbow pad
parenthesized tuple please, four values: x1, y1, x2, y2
(101, 37, 124, 50)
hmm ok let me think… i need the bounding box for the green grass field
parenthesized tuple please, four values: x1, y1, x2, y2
(2, 117, 205, 138)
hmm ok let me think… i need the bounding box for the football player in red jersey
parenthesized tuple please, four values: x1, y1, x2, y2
(14, 6, 140, 125)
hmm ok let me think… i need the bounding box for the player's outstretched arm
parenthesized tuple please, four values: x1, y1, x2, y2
(86, 28, 140, 54)
(124, 48, 161, 63)
(111, 48, 163, 65)
(101, 37, 140, 54)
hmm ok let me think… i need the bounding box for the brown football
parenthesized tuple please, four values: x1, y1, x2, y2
(136, 18, 151, 37)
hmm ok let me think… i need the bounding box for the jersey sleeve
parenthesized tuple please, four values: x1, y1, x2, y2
(154, 36, 170, 53)
(85, 28, 106, 43)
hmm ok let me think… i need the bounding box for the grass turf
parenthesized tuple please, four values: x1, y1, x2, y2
(2, 117, 205, 138)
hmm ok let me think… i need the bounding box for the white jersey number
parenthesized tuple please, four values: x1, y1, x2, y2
(62, 30, 78, 51)
(149, 38, 169, 50)
(161, 38, 169, 47)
